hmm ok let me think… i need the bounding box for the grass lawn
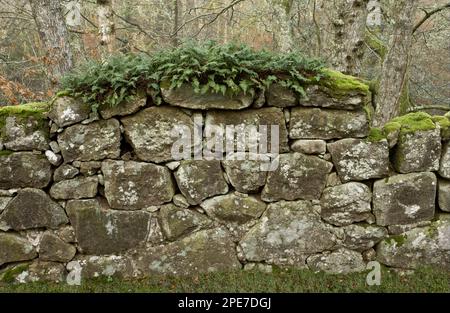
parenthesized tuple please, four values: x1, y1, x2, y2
(0, 267, 449, 293)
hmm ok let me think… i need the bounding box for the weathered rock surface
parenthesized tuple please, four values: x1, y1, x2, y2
(0, 152, 52, 189)
(161, 84, 253, 110)
(341, 224, 387, 251)
(222, 153, 269, 193)
(290, 139, 326, 155)
(53, 164, 79, 182)
(133, 228, 241, 275)
(102, 160, 175, 210)
(66, 199, 151, 255)
(158, 204, 211, 241)
(393, 129, 441, 173)
(439, 141, 450, 179)
(438, 179, 450, 212)
(39, 232, 76, 262)
(1, 261, 66, 283)
(328, 139, 390, 182)
(0, 197, 12, 213)
(50, 176, 98, 200)
(265, 83, 297, 107)
(0, 233, 36, 266)
(66, 255, 135, 285)
(99, 96, 147, 119)
(122, 106, 194, 163)
(200, 192, 266, 224)
(48, 96, 90, 127)
(289, 108, 368, 140)
(373, 172, 436, 226)
(307, 249, 365, 274)
(261, 153, 332, 202)
(239, 200, 337, 266)
(58, 119, 121, 162)
(0, 188, 68, 231)
(175, 160, 229, 205)
(205, 107, 289, 153)
(300, 85, 367, 110)
(377, 215, 450, 270)
(1, 115, 49, 151)
(320, 182, 372, 226)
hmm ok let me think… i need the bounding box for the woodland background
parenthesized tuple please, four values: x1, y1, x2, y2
(0, 0, 449, 124)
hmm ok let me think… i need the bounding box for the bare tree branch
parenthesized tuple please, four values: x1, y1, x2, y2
(413, 2, 450, 33)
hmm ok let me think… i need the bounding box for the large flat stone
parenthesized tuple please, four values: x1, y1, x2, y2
(0, 188, 68, 231)
(0, 152, 52, 189)
(132, 227, 241, 275)
(328, 139, 390, 182)
(121, 106, 194, 163)
(102, 160, 175, 210)
(66, 199, 151, 255)
(58, 119, 121, 162)
(289, 107, 369, 140)
(261, 153, 332, 202)
(205, 107, 289, 153)
(373, 172, 436, 226)
(300, 84, 368, 110)
(161, 83, 254, 110)
(239, 200, 337, 266)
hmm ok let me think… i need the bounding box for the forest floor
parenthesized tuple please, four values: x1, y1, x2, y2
(0, 266, 449, 293)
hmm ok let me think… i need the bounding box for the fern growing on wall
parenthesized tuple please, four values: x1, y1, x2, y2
(61, 42, 326, 112)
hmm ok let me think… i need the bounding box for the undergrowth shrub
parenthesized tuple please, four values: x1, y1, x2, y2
(61, 42, 326, 112)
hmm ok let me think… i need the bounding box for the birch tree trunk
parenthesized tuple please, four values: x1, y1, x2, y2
(272, 0, 294, 53)
(331, 0, 369, 76)
(28, 0, 73, 81)
(373, 0, 417, 127)
(97, 0, 116, 59)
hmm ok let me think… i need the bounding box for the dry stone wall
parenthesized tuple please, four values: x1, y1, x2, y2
(0, 82, 449, 284)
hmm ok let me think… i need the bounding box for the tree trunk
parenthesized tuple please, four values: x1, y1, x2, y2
(373, 0, 417, 127)
(272, 0, 294, 53)
(97, 0, 116, 59)
(331, 0, 369, 76)
(172, 0, 180, 47)
(28, 0, 73, 82)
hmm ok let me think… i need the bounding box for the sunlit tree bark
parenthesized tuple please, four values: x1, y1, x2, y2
(28, 0, 73, 81)
(373, 0, 417, 126)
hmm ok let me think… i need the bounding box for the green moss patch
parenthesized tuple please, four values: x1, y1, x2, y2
(384, 112, 436, 135)
(319, 68, 370, 96)
(367, 127, 386, 142)
(0, 102, 49, 139)
(0, 263, 29, 284)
